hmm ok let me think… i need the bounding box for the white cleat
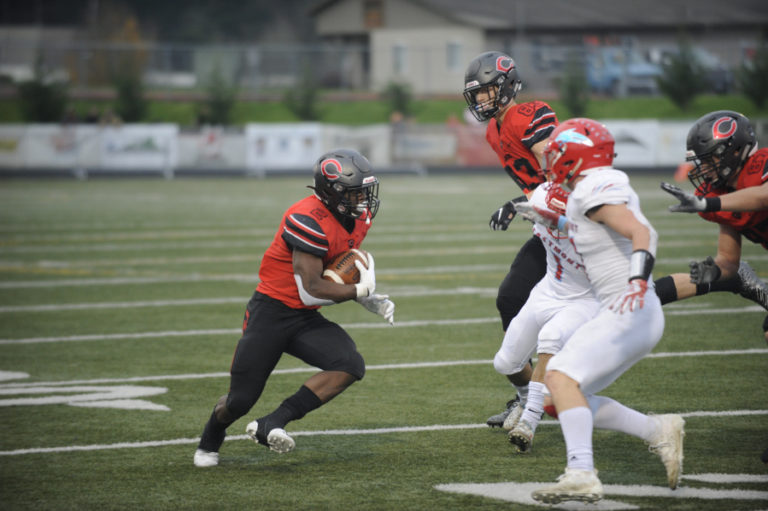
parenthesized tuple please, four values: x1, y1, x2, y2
(193, 448, 219, 467)
(647, 414, 685, 489)
(508, 419, 534, 453)
(502, 400, 524, 430)
(246, 420, 296, 454)
(531, 468, 603, 505)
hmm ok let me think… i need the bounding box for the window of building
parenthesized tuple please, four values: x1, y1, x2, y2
(364, 0, 383, 28)
(393, 44, 407, 74)
(447, 42, 462, 72)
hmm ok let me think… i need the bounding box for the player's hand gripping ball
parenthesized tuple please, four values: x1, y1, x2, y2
(322, 249, 369, 285)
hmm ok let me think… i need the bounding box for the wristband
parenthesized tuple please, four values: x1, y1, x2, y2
(355, 282, 369, 298)
(557, 215, 568, 231)
(629, 249, 655, 281)
(704, 197, 721, 212)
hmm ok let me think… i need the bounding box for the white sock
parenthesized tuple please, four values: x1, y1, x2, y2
(520, 381, 545, 430)
(559, 406, 594, 471)
(587, 394, 654, 441)
(513, 384, 529, 407)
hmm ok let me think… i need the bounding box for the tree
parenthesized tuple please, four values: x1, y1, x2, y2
(17, 53, 68, 122)
(656, 40, 707, 110)
(738, 40, 768, 108)
(559, 52, 590, 117)
(283, 68, 320, 121)
(198, 64, 238, 126)
(382, 81, 413, 117)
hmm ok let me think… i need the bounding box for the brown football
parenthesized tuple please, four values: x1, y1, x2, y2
(322, 249, 369, 285)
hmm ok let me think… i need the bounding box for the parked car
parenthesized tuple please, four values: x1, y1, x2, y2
(585, 47, 662, 96)
(647, 46, 734, 94)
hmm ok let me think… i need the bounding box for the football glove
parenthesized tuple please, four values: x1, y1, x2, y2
(689, 256, 722, 284)
(354, 252, 376, 298)
(660, 182, 721, 213)
(514, 201, 565, 231)
(489, 196, 526, 231)
(610, 279, 648, 314)
(357, 293, 395, 325)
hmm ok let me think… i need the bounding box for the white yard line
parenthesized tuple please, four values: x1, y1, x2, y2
(1, 349, 765, 389)
(1, 409, 765, 457)
(0, 306, 764, 345)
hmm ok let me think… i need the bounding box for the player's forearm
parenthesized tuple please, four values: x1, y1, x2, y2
(718, 185, 768, 212)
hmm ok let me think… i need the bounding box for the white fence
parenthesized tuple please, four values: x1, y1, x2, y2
(0, 120, 751, 177)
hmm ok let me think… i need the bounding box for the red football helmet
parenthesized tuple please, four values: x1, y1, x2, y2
(544, 118, 615, 188)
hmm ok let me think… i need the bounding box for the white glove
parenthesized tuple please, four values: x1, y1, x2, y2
(354, 252, 376, 298)
(660, 182, 707, 212)
(514, 201, 563, 230)
(357, 293, 395, 325)
(609, 279, 648, 314)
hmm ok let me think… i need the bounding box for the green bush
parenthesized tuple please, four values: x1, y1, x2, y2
(559, 53, 590, 117)
(198, 64, 237, 125)
(16, 55, 68, 122)
(656, 40, 707, 111)
(112, 72, 147, 122)
(283, 69, 320, 121)
(382, 81, 412, 116)
(738, 41, 768, 108)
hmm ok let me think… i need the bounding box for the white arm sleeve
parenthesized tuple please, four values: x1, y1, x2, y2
(294, 274, 336, 306)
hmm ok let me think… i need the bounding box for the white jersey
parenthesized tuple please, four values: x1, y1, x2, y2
(566, 167, 658, 308)
(493, 183, 599, 375)
(530, 183, 592, 300)
(548, 166, 664, 394)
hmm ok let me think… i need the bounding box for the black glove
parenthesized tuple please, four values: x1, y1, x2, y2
(489, 196, 527, 231)
(661, 182, 720, 213)
(689, 256, 722, 284)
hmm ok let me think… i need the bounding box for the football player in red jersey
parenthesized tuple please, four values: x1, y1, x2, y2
(657, 111, 768, 342)
(463, 51, 559, 427)
(193, 149, 394, 467)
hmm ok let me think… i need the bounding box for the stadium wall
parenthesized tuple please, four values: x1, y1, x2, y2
(0, 120, 765, 178)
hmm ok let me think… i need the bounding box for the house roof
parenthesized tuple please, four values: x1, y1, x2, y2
(310, 0, 768, 31)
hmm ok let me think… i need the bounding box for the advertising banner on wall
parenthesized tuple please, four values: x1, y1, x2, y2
(99, 124, 178, 171)
(245, 123, 323, 175)
(177, 127, 247, 169)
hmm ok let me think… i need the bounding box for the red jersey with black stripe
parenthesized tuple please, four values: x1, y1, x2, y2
(256, 195, 372, 309)
(486, 101, 558, 194)
(697, 148, 768, 248)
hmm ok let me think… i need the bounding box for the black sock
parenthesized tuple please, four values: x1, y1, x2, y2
(197, 409, 231, 452)
(261, 385, 322, 429)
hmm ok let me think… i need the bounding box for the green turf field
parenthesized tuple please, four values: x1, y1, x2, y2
(0, 173, 766, 510)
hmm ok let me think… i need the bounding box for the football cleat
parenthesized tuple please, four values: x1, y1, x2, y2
(502, 400, 524, 430)
(246, 420, 295, 454)
(737, 261, 768, 310)
(647, 414, 685, 489)
(486, 396, 520, 428)
(508, 419, 534, 453)
(193, 448, 219, 467)
(531, 468, 603, 505)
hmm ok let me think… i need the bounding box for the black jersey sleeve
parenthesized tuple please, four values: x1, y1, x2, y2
(281, 213, 329, 257)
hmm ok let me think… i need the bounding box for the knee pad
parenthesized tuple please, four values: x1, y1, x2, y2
(329, 351, 365, 380)
(224, 391, 256, 420)
(493, 351, 526, 376)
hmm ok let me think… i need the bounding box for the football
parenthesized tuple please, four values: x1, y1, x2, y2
(322, 249, 368, 285)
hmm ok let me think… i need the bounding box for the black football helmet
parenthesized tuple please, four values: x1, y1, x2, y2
(310, 149, 380, 220)
(463, 51, 522, 122)
(686, 110, 756, 190)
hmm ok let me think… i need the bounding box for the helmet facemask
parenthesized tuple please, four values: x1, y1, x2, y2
(334, 181, 380, 219)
